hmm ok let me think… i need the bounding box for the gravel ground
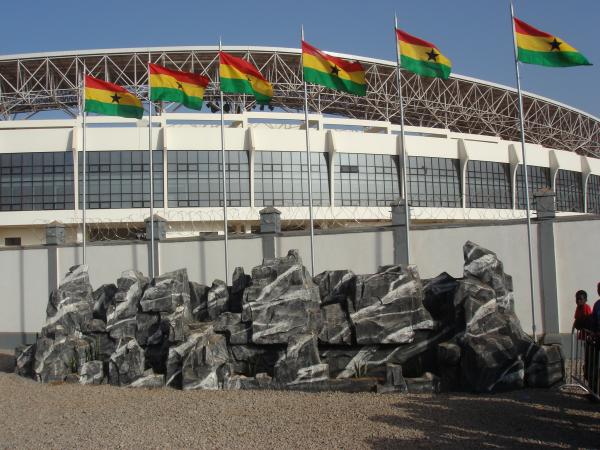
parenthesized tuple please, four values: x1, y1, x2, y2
(1, 352, 599, 449)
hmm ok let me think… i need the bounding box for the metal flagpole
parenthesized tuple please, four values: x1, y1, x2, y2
(81, 70, 87, 265)
(301, 25, 316, 276)
(394, 14, 411, 265)
(218, 38, 230, 284)
(147, 57, 156, 279)
(510, 1, 537, 340)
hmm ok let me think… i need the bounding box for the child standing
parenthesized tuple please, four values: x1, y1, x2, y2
(573, 289, 592, 335)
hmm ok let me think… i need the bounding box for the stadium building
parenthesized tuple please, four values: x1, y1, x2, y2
(1, 46, 599, 246)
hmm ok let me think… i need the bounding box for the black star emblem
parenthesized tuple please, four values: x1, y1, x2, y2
(426, 49, 439, 61)
(176, 82, 183, 89)
(549, 38, 562, 51)
(247, 77, 253, 83)
(330, 65, 340, 76)
(110, 93, 121, 103)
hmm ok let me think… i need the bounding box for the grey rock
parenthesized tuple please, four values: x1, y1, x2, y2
(81, 319, 106, 334)
(79, 360, 104, 385)
(108, 339, 145, 386)
(92, 284, 117, 322)
(214, 312, 251, 344)
(43, 265, 94, 337)
(82, 333, 115, 362)
(129, 369, 164, 389)
(33, 337, 76, 383)
(165, 323, 215, 388)
(14, 344, 36, 378)
(106, 270, 146, 340)
(224, 374, 261, 390)
(230, 267, 251, 313)
(207, 280, 229, 320)
(313, 270, 356, 306)
(181, 327, 230, 390)
(243, 250, 321, 344)
(350, 265, 434, 344)
(525, 344, 564, 387)
(275, 334, 324, 384)
(189, 282, 210, 322)
(423, 272, 459, 324)
(377, 364, 408, 393)
(135, 313, 160, 346)
(164, 306, 188, 343)
(405, 372, 441, 393)
(229, 345, 283, 377)
(318, 302, 352, 345)
(140, 269, 190, 318)
(438, 342, 461, 366)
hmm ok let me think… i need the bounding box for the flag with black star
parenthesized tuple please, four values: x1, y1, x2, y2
(396, 28, 452, 79)
(84, 74, 143, 119)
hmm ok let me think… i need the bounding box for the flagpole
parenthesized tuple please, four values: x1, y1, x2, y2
(218, 38, 230, 284)
(300, 25, 316, 276)
(81, 70, 87, 265)
(147, 57, 156, 279)
(510, 1, 537, 340)
(394, 14, 411, 265)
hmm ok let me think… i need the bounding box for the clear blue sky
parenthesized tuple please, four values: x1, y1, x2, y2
(3, 0, 599, 117)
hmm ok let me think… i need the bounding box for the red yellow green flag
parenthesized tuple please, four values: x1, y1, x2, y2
(514, 18, 591, 67)
(149, 64, 210, 110)
(84, 75, 143, 119)
(219, 52, 273, 105)
(396, 29, 452, 79)
(301, 41, 366, 96)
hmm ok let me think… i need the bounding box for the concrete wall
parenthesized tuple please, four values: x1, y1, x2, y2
(1, 217, 599, 347)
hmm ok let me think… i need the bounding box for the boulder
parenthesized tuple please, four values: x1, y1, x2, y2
(224, 374, 261, 390)
(140, 269, 190, 318)
(228, 345, 283, 377)
(274, 334, 327, 385)
(135, 313, 160, 347)
(423, 272, 459, 324)
(243, 250, 321, 344)
(207, 280, 229, 320)
(92, 284, 117, 322)
(164, 306, 188, 343)
(129, 369, 164, 389)
(525, 344, 564, 387)
(214, 312, 251, 344)
(108, 339, 145, 386)
(181, 327, 230, 390)
(43, 265, 94, 337)
(79, 360, 104, 385)
(14, 344, 36, 378)
(350, 265, 434, 344)
(313, 270, 356, 306)
(189, 282, 210, 322)
(144, 320, 171, 374)
(318, 303, 353, 345)
(33, 337, 77, 383)
(230, 266, 251, 313)
(106, 270, 146, 340)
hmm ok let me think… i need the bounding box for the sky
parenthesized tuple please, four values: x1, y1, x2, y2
(2, 0, 599, 117)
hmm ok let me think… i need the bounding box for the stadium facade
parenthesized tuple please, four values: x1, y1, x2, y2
(1, 46, 599, 246)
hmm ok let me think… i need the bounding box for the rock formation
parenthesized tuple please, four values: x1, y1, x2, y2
(14, 244, 564, 394)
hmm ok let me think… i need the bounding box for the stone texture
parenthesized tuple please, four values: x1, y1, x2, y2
(313, 270, 356, 306)
(135, 313, 160, 347)
(350, 265, 434, 344)
(14, 344, 36, 378)
(33, 337, 77, 383)
(206, 280, 229, 321)
(214, 312, 251, 344)
(243, 250, 321, 344)
(140, 269, 190, 318)
(228, 345, 283, 377)
(129, 370, 164, 389)
(92, 284, 117, 322)
(79, 360, 104, 385)
(108, 339, 145, 386)
(525, 344, 564, 387)
(423, 272, 459, 324)
(230, 267, 251, 313)
(274, 334, 327, 384)
(189, 282, 210, 322)
(43, 265, 94, 337)
(106, 270, 146, 340)
(182, 327, 230, 390)
(318, 303, 352, 345)
(376, 364, 408, 393)
(165, 324, 215, 388)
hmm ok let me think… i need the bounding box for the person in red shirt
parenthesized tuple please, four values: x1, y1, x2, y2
(573, 289, 592, 337)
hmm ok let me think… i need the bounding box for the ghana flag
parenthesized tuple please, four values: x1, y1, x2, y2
(301, 41, 366, 96)
(219, 52, 273, 105)
(84, 75, 143, 119)
(514, 18, 591, 67)
(396, 29, 451, 79)
(149, 64, 210, 110)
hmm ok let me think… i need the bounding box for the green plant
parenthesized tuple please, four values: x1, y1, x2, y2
(353, 360, 368, 378)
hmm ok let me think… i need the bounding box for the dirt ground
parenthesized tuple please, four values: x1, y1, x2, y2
(1, 351, 598, 449)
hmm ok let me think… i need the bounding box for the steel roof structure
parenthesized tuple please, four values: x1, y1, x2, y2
(0, 46, 599, 158)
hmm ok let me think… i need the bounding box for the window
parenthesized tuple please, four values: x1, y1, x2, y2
(556, 169, 583, 212)
(588, 174, 600, 214)
(4, 237, 21, 246)
(334, 153, 400, 206)
(79, 151, 163, 209)
(168, 150, 250, 207)
(255, 151, 329, 207)
(407, 156, 461, 207)
(466, 160, 511, 209)
(516, 165, 551, 210)
(0, 152, 75, 211)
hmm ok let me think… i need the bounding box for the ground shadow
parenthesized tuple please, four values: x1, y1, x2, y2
(367, 388, 599, 449)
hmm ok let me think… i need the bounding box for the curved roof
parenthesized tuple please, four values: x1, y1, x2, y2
(0, 45, 598, 158)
